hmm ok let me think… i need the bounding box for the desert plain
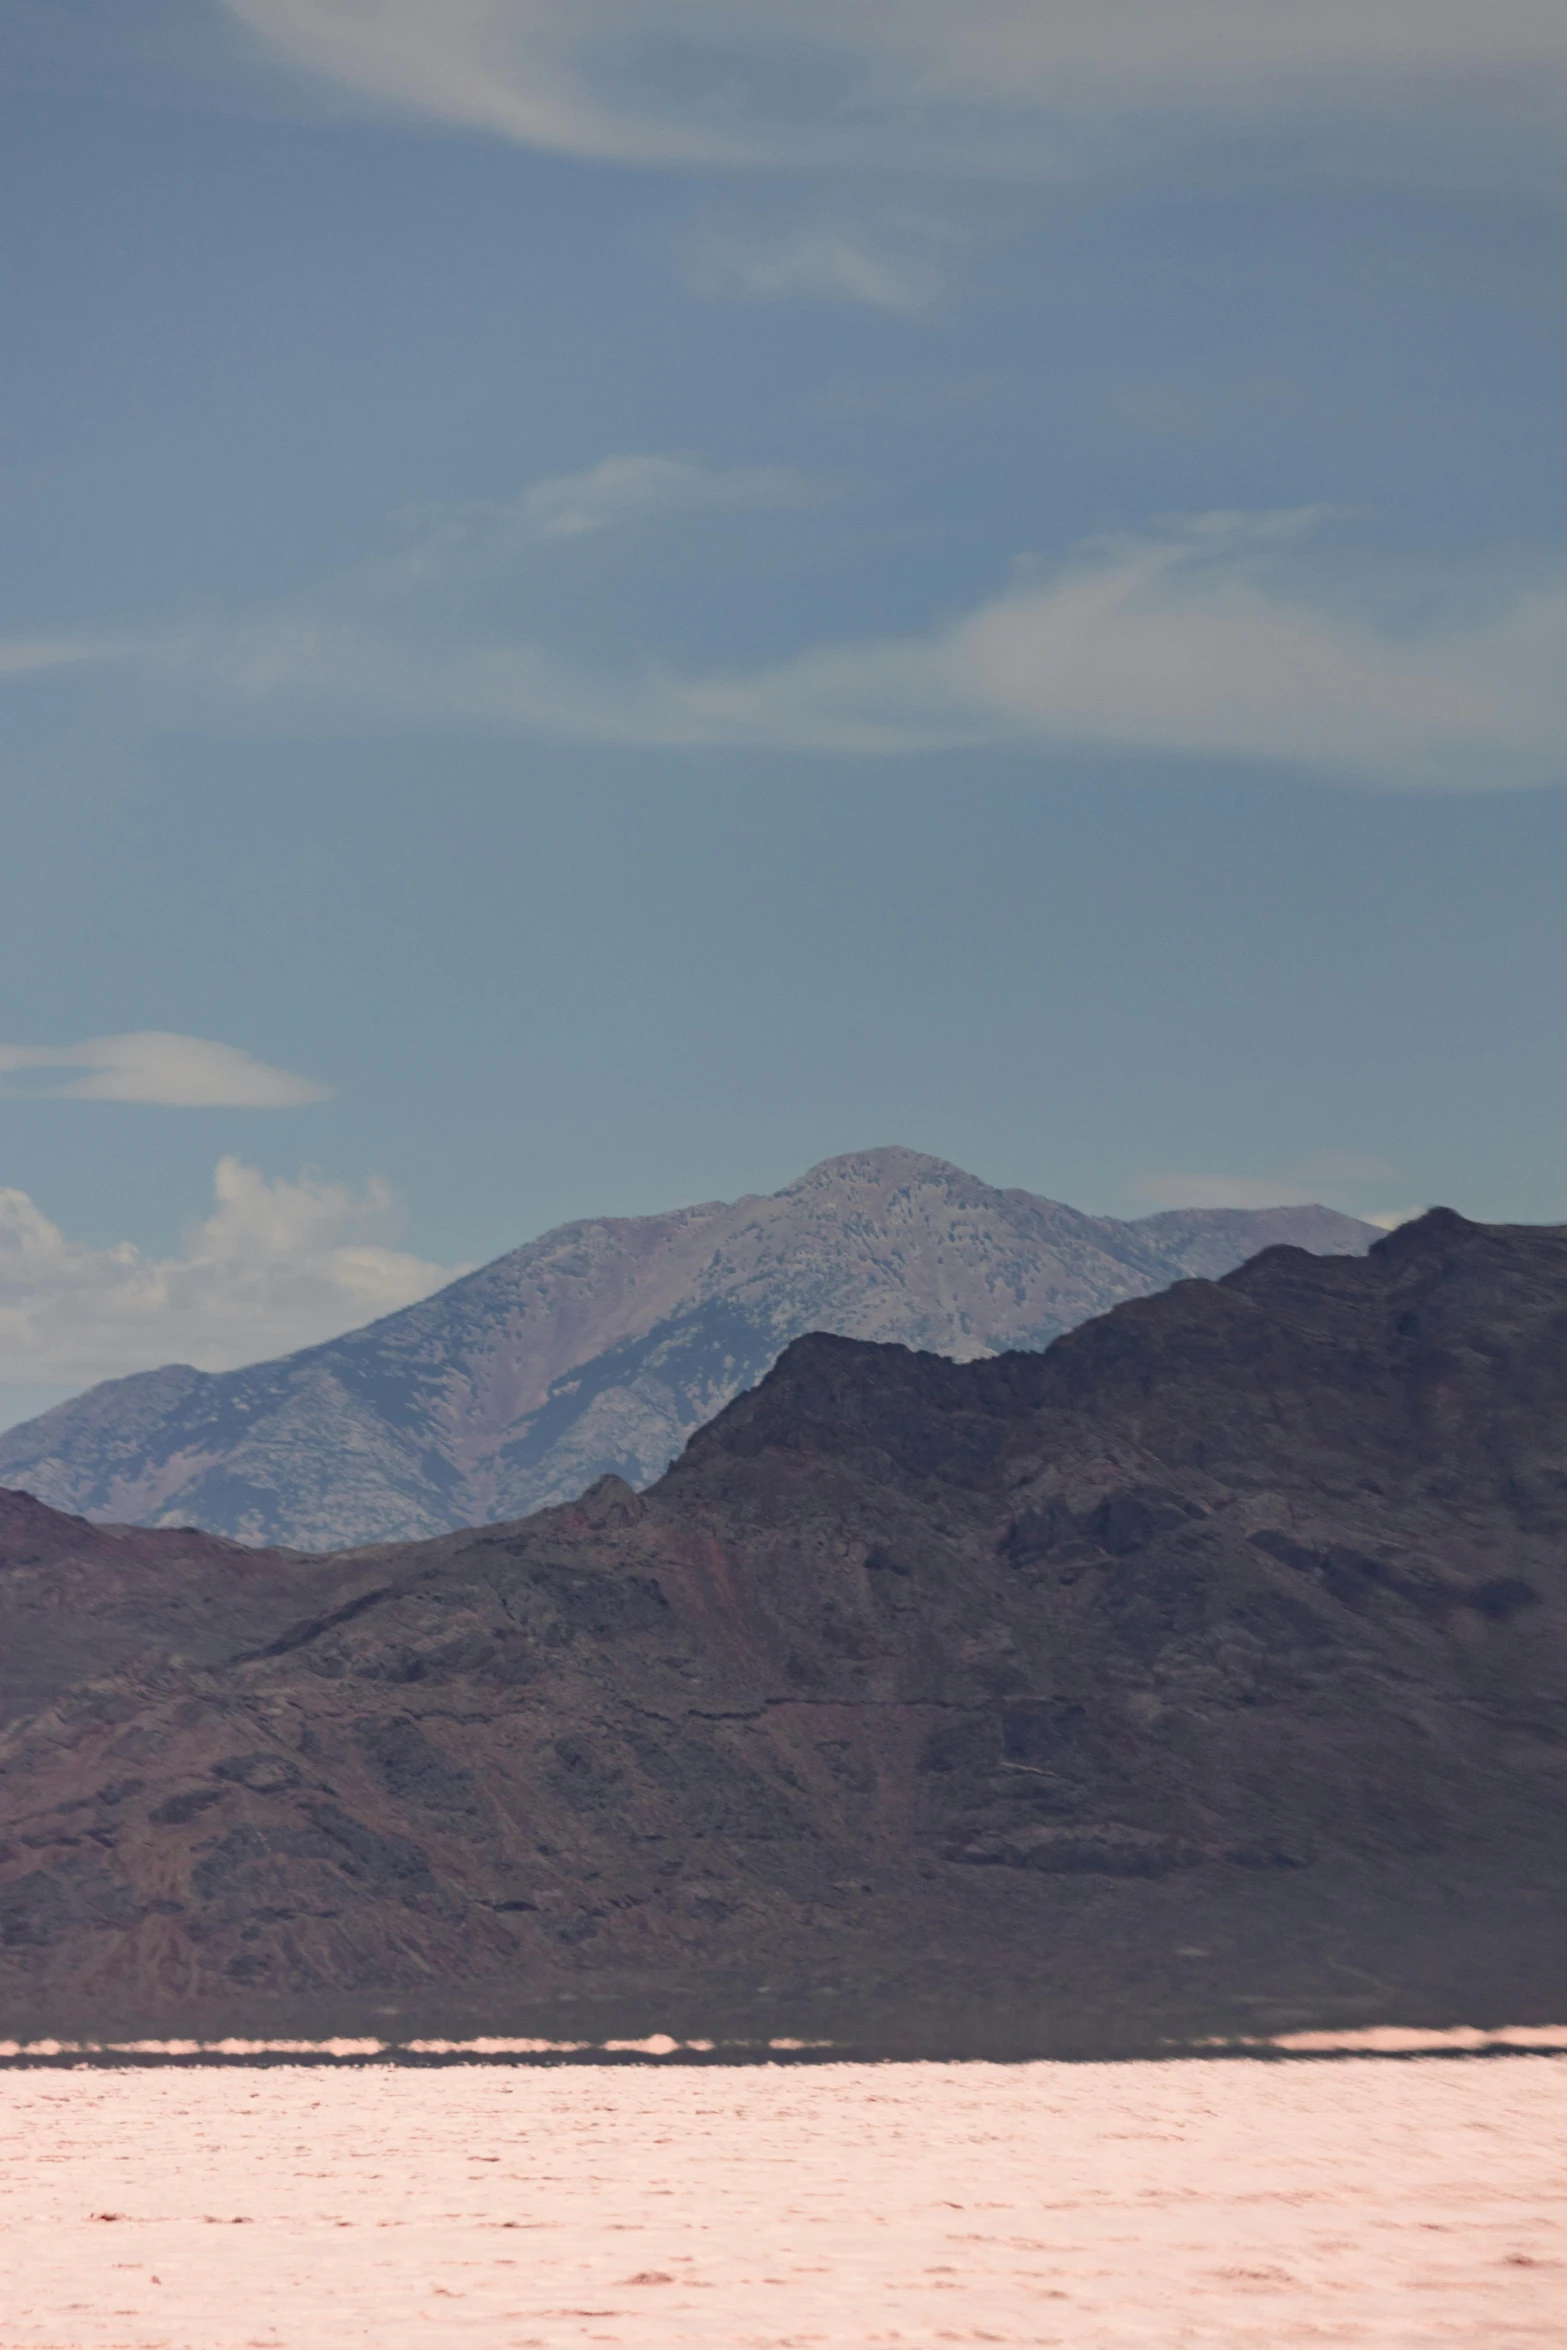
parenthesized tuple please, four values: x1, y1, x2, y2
(3, 2053, 1565, 2347)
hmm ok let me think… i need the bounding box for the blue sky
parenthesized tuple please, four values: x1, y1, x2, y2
(3, 1, 1567, 1425)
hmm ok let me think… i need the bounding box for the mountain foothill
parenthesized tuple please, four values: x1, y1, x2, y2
(2, 1200, 1564, 2055)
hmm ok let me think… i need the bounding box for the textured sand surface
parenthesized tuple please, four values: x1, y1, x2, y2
(3, 2057, 1564, 2347)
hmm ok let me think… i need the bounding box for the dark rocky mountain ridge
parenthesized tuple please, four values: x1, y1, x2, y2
(1, 1207, 1564, 2056)
(0, 1147, 1375, 1552)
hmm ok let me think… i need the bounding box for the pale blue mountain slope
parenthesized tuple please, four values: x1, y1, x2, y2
(0, 1149, 1375, 1549)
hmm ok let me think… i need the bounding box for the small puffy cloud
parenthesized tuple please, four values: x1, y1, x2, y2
(218, 0, 1567, 182)
(0, 1157, 467, 1385)
(0, 1032, 331, 1108)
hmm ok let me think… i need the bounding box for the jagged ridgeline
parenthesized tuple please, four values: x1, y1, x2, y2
(0, 1147, 1374, 1548)
(1, 1209, 1565, 2052)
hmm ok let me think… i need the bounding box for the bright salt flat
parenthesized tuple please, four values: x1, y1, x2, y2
(3, 2056, 1564, 2346)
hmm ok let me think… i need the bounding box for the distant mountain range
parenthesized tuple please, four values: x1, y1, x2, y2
(1, 1206, 1562, 2052)
(0, 1147, 1376, 1551)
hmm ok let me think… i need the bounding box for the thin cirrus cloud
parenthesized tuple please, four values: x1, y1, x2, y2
(163, 508, 1567, 792)
(0, 1158, 466, 1386)
(516, 453, 815, 539)
(683, 226, 949, 313)
(0, 1032, 331, 1109)
(217, 0, 1567, 180)
(1134, 1154, 1421, 1224)
(0, 636, 128, 678)
(329, 457, 816, 606)
(1148, 1175, 1348, 1211)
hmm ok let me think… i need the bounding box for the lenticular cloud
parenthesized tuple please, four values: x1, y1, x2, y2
(0, 1031, 329, 1109)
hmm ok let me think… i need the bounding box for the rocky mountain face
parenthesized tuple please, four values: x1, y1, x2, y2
(0, 1489, 320, 1735)
(0, 1148, 1374, 1551)
(1, 1208, 1564, 2055)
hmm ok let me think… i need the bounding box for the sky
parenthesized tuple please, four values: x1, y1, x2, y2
(3, 0, 1567, 1429)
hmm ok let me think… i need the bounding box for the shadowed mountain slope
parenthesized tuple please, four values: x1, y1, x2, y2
(1, 1208, 1564, 2054)
(0, 1147, 1374, 1551)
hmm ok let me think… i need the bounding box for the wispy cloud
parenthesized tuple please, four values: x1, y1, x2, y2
(218, 0, 1567, 183)
(0, 1032, 331, 1108)
(0, 1157, 465, 1385)
(13, 501, 1567, 790)
(176, 509, 1567, 790)
(298, 457, 815, 611)
(516, 454, 814, 538)
(0, 636, 128, 678)
(684, 226, 948, 312)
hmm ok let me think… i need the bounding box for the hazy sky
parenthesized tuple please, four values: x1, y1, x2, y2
(3, 1, 1567, 1424)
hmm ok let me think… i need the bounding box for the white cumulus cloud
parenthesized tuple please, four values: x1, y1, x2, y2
(0, 1158, 467, 1386)
(0, 1032, 331, 1108)
(217, 0, 1567, 182)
